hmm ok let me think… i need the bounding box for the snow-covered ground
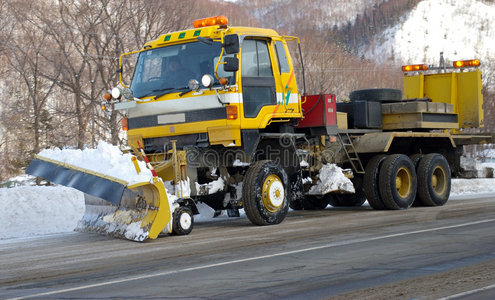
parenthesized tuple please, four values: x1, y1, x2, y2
(1, 176, 494, 241)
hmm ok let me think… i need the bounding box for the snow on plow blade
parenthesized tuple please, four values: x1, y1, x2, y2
(26, 156, 171, 241)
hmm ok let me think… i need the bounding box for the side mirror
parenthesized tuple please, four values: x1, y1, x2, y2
(223, 34, 239, 54)
(223, 57, 239, 72)
(119, 52, 139, 88)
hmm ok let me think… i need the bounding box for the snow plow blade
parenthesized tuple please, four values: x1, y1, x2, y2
(26, 156, 171, 241)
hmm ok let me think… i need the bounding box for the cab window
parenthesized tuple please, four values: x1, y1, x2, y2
(241, 39, 276, 118)
(275, 41, 290, 74)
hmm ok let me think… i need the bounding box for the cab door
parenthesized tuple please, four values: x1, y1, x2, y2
(274, 40, 296, 107)
(240, 38, 277, 125)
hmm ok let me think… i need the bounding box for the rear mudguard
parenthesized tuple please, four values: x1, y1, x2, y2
(26, 156, 171, 241)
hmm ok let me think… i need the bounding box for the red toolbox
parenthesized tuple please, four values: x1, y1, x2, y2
(297, 94, 337, 128)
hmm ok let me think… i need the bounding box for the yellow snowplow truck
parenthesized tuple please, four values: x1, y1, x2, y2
(27, 15, 488, 241)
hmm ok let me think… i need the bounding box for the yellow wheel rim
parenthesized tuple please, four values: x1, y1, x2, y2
(395, 167, 412, 198)
(262, 174, 285, 213)
(432, 165, 447, 195)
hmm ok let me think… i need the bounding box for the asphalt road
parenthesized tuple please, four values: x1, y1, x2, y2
(1, 194, 495, 300)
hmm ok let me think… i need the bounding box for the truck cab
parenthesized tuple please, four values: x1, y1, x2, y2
(114, 16, 302, 157)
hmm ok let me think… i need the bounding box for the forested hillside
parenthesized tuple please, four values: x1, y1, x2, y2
(0, 0, 492, 181)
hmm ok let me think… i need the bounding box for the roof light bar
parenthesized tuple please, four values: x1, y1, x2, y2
(193, 16, 228, 28)
(401, 64, 428, 72)
(453, 59, 480, 68)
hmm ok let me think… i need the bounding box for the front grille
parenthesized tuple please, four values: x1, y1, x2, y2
(144, 134, 205, 153)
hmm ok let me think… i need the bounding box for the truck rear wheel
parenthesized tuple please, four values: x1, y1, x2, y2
(243, 160, 289, 225)
(329, 193, 366, 207)
(417, 153, 451, 206)
(302, 195, 330, 210)
(409, 153, 424, 169)
(329, 176, 366, 207)
(289, 200, 304, 210)
(364, 154, 388, 210)
(289, 195, 329, 210)
(409, 153, 424, 206)
(379, 154, 417, 210)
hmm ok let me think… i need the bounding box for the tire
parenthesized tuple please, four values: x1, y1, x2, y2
(363, 155, 388, 210)
(303, 195, 330, 210)
(349, 88, 402, 102)
(409, 153, 424, 206)
(289, 195, 329, 210)
(242, 160, 289, 225)
(329, 176, 366, 207)
(330, 193, 366, 207)
(409, 154, 424, 169)
(172, 206, 194, 235)
(379, 154, 417, 210)
(417, 153, 451, 206)
(289, 199, 304, 210)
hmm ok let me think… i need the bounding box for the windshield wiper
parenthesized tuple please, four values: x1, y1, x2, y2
(136, 87, 189, 99)
(179, 88, 195, 97)
(154, 86, 188, 100)
(136, 88, 174, 99)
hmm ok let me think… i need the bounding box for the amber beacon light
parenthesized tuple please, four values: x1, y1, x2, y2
(453, 59, 480, 68)
(402, 64, 428, 72)
(193, 16, 228, 28)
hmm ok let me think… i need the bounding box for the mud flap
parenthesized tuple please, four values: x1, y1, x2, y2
(26, 156, 171, 241)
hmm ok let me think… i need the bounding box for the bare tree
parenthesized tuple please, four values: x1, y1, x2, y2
(0, 1, 61, 179)
(7, 22, 59, 154)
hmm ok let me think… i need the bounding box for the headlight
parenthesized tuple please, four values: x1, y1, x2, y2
(111, 87, 121, 99)
(188, 79, 200, 91)
(201, 74, 214, 88)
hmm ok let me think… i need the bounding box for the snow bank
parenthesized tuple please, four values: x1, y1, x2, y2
(451, 178, 495, 196)
(38, 141, 153, 185)
(0, 186, 84, 239)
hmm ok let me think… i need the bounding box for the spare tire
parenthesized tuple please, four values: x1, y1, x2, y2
(349, 88, 402, 102)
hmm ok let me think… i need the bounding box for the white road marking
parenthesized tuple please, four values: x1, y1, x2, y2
(437, 283, 495, 299)
(8, 218, 495, 300)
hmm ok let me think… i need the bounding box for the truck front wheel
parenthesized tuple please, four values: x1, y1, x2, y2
(379, 154, 417, 210)
(417, 153, 451, 206)
(243, 160, 289, 225)
(172, 206, 194, 235)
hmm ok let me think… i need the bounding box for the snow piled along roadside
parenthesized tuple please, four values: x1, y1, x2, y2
(1, 177, 495, 241)
(0, 186, 84, 240)
(450, 178, 495, 196)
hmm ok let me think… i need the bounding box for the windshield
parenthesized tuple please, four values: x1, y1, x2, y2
(130, 41, 236, 98)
